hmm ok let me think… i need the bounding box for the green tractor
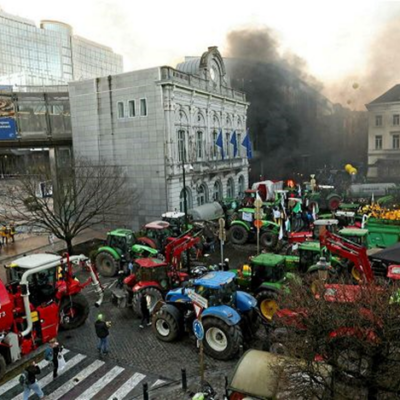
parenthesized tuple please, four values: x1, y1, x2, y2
(229, 208, 280, 250)
(95, 229, 158, 277)
(234, 253, 297, 320)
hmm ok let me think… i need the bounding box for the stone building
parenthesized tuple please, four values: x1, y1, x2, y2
(366, 85, 400, 180)
(69, 47, 249, 228)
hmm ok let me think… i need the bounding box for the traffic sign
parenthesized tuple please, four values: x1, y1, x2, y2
(193, 319, 204, 341)
(188, 291, 208, 309)
(193, 304, 203, 318)
(254, 198, 263, 208)
(254, 220, 263, 229)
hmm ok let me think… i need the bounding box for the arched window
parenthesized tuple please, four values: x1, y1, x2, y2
(177, 130, 187, 162)
(197, 183, 208, 206)
(227, 177, 235, 199)
(213, 180, 222, 201)
(179, 187, 193, 212)
(238, 175, 245, 196)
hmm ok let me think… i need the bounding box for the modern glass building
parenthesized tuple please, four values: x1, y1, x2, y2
(0, 8, 123, 87)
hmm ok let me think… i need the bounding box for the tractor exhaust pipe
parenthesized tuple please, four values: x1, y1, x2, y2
(85, 260, 104, 307)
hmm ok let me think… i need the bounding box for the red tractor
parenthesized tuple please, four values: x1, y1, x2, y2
(112, 234, 202, 317)
(0, 253, 103, 380)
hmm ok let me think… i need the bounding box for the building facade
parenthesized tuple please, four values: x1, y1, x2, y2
(0, 8, 123, 87)
(69, 47, 249, 229)
(366, 85, 400, 180)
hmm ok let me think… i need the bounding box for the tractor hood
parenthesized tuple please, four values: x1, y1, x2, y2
(235, 291, 257, 312)
(165, 287, 192, 303)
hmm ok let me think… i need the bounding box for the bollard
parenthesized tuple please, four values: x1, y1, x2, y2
(181, 368, 187, 390)
(225, 375, 229, 398)
(143, 382, 149, 400)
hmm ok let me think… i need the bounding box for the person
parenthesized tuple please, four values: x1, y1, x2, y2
(21, 361, 45, 400)
(139, 294, 151, 328)
(95, 314, 111, 355)
(48, 338, 63, 379)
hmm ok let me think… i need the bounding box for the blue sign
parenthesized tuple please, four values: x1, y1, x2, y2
(193, 319, 204, 341)
(0, 118, 17, 139)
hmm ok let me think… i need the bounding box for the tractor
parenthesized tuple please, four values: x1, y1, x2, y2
(111, 233, 202, 317)
(229, 207, 280, 249)
(95, 228, 159, 277)
(0, 253, 103, 380)
(152, 271, 259, 361)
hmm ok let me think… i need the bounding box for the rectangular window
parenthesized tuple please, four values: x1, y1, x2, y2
(128, 100, 136, 117)
(237, 133, 241, 157)
(394, 115, 400, 125)
(375, 115, 382, 126)
(375, 135, 382, 150)
(178, 130, 187, 163)
(196, 131, 203, 160)
(212, 131, 218, 159)
(393, 135, 400, 149)
(117, 101, 125, 119)
(225, 132, 230, 158)
(140, 98, 147, 116)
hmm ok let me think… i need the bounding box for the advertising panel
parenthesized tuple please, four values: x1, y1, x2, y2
(0, 96, 17, 140)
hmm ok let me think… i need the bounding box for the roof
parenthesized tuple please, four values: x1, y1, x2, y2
(144, 221, 170, 230)
(176, 57, 200, 76)
(339, 228, 368, 237)
(299, 241, 320, 251)
(162, 212, 185, 219)
(368, 84, 400, 105)
(194, 271, 235, 289)
(108, 229, 134, 237)
(9, 254, 61, 269)
(314, 219, 338, 226)
(135, 258, 167, 268)
(251, 253, 285, 267)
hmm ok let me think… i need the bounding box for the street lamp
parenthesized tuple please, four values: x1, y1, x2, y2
(181, 160, 189, 229)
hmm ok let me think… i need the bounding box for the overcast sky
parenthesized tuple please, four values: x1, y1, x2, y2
(1, 0, 399, 85)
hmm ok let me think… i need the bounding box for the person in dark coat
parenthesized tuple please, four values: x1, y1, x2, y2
(49, 338, 63, 379)
(22, 361, 45, 400)
(139, 295, 151, 328)
(95, 314, 111, 355)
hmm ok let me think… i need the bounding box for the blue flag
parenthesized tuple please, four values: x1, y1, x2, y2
(241, 128, 253, 159)
(216, 129, 224, 160)
(230, 131, 238, 157)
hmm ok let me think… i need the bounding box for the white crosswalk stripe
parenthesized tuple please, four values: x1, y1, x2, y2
(14, 353, 86, 400)
(106, 372, 146, 400)
(152, 379, 166, 388)
(0, 349, 70, 396)
(46, 359, 105, 400)
(75, 365, 124, 400)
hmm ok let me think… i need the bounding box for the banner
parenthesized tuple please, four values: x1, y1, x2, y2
(0, 97, 17, 139)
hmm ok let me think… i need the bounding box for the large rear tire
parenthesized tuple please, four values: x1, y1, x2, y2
(132, 287, 163, 318)
(203, 317, 243, 360)
(327, 194, 342, 211)
(153, 305, 181, 342)
(96, 251, 119, 277)
(59, 293, 90, 330)
(229, 225, 249, 245)
(260, 230, 278, 250)
(0, 354, 6, 381)
(256, 290, 279, 321)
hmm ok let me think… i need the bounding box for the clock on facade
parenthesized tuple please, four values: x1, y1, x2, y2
(210, 62, 220, 86)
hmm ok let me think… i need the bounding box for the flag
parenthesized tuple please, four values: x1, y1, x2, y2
(216, 129, 224, 160)
(230, 131, 238, 157)
(241, 128, 253, 159)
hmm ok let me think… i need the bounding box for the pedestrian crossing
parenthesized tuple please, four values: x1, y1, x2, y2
(1, 349, 167, 400)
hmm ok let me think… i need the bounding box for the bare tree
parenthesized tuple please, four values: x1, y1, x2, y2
(269, 279, 400, 399)
(1, 157, 136, 254)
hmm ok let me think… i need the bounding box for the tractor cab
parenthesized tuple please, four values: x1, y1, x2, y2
(339, 228, 369, 247)
(298, 241, 323, 273)
(313, 219, 339, 238)
(142, 221, 173, 250)
(6, 254, 60, 306)
(106, 229, 136, 256)
(161, 211, 188, 236)
(132, 258, 171, 290)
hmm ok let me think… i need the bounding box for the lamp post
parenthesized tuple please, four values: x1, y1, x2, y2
(182, 160, 189, 230)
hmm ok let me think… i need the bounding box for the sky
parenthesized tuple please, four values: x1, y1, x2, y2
(1, 0, 400, 104)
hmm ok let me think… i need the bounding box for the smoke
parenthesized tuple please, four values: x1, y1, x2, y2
(326, 16, 400, 110)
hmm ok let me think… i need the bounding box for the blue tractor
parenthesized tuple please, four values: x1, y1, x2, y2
(152, 271, 259, 360)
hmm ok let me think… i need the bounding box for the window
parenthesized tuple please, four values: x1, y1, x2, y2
(197, 183, 208, 206)
(225, 132, 230, 158)
(213, 180, 222, 201)
(179, 188, 192, 212)
(237, 133, 241, 157)
(128, 100, 136, 117)
(117, 101, 125, 119)
(212, 130, 218, 159)
(227, 178, 235, 198)
(375, 115, 382, 126)
(140, 98, 147, 116)
(178, 130, 187, 163)
(394, 115, 400, 126)
(375, 135, 382, 150)
(238, 175, 245, 195)
(393, 135, 400, 149)
(196, 131, 203, 160)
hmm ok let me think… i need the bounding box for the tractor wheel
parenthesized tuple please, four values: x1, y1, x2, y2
(229, 225, 249, 245)
(327, 194, 342, 211)
(59, 293, 90, 330)
(132, 287, 163, 318)
(203, 317, 243, 360)
(96, 251, 119, 277)
(256, 291, 279, 321)
(0, 354, 6, 381)
(153, 305, 181, 342)
(260, 230, 278, 250)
